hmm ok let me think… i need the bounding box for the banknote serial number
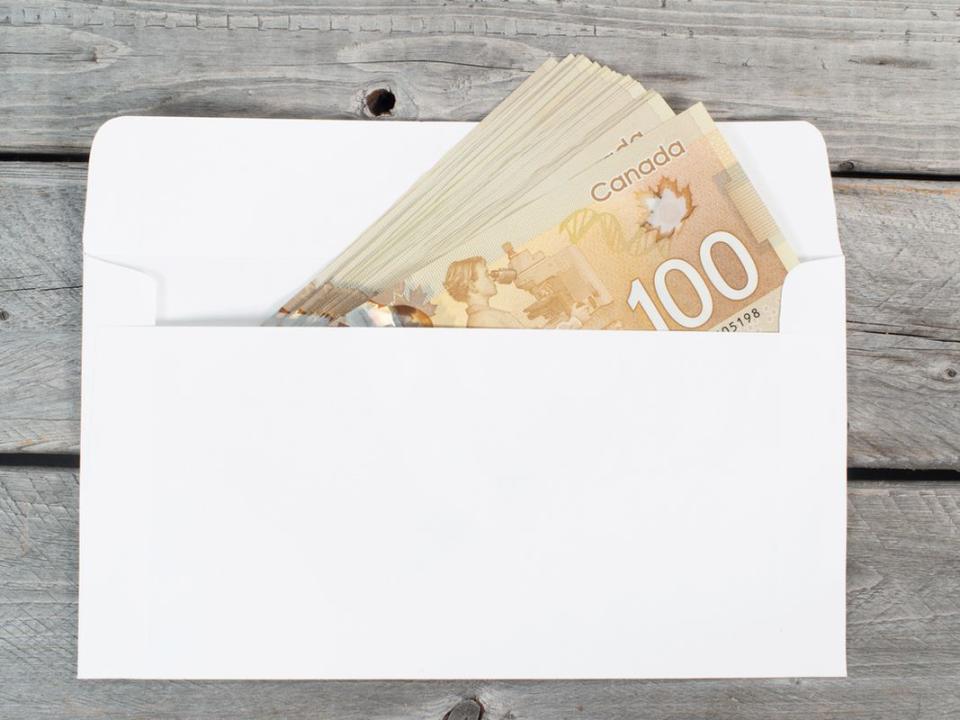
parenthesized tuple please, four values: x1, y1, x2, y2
(719, 308, 761, 332)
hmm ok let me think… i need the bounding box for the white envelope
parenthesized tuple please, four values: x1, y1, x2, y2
(78, 117, 847, 679)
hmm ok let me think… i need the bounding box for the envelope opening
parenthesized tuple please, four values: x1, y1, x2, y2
(84, 254, 844, 336)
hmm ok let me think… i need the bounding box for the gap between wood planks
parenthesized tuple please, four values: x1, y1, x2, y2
(3, 454, 960, 481)
(0, 453, 80, 468)
(2, 151, 960, 184)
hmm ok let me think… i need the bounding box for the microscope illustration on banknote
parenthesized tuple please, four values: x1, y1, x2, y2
(493, 242, 615, 329)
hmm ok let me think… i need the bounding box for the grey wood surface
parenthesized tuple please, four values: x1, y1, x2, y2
(1, 163, 957, 466)
(1, 2, 959, 716)
(1, 466, 958, 718)
(0, 1, 958, 175)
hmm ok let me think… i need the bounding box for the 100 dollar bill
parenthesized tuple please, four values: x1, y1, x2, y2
(343, 104, 797, 332)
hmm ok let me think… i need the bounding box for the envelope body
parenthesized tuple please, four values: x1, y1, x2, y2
(79, 118, 847, 679)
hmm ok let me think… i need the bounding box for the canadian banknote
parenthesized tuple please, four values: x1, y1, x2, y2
(338, 103, 798, 332)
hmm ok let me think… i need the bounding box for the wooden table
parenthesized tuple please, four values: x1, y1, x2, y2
(1, 2, 958, 717)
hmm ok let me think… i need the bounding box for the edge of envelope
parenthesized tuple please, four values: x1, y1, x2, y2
(77, 118, 848, 680)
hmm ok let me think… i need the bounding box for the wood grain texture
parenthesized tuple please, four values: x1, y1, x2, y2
(840, 179, 960, 470)
(841, 180, 960, 344)
(1, 163, 958, 466)
(0, 1, 958, 173)
(1, 467, 959, 718)
(0, 163, 83, 453)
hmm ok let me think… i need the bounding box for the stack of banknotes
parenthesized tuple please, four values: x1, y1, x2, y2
(270, 55, 798, 332)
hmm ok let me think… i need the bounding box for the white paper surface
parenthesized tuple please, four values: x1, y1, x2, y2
(79, 118, 847, 679)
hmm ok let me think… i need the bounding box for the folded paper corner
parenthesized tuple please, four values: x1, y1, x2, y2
(83, 255, 158, 327)
(779, 256, 846, 335)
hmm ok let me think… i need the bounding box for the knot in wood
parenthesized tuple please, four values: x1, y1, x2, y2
(365, 88, 396, 117)
(443, 698, 484, 720)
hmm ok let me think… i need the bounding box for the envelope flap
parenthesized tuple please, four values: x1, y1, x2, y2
(82, 116, 476, 262)
(83, 256, 156, 327)
(723, 121, 841, 261)
(779, 256, 846, 335)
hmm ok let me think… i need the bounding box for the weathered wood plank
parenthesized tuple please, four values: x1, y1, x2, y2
(0, 163, 83, 330)
(0, 332, 78, 453)
(1, 163, 958, 465)
(840, 179, 960, 469)
(1, 467, 958, 717)
(0, 1, 957, 173)
(840, 180, 960, 344)
(0, 163, 83, 453)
